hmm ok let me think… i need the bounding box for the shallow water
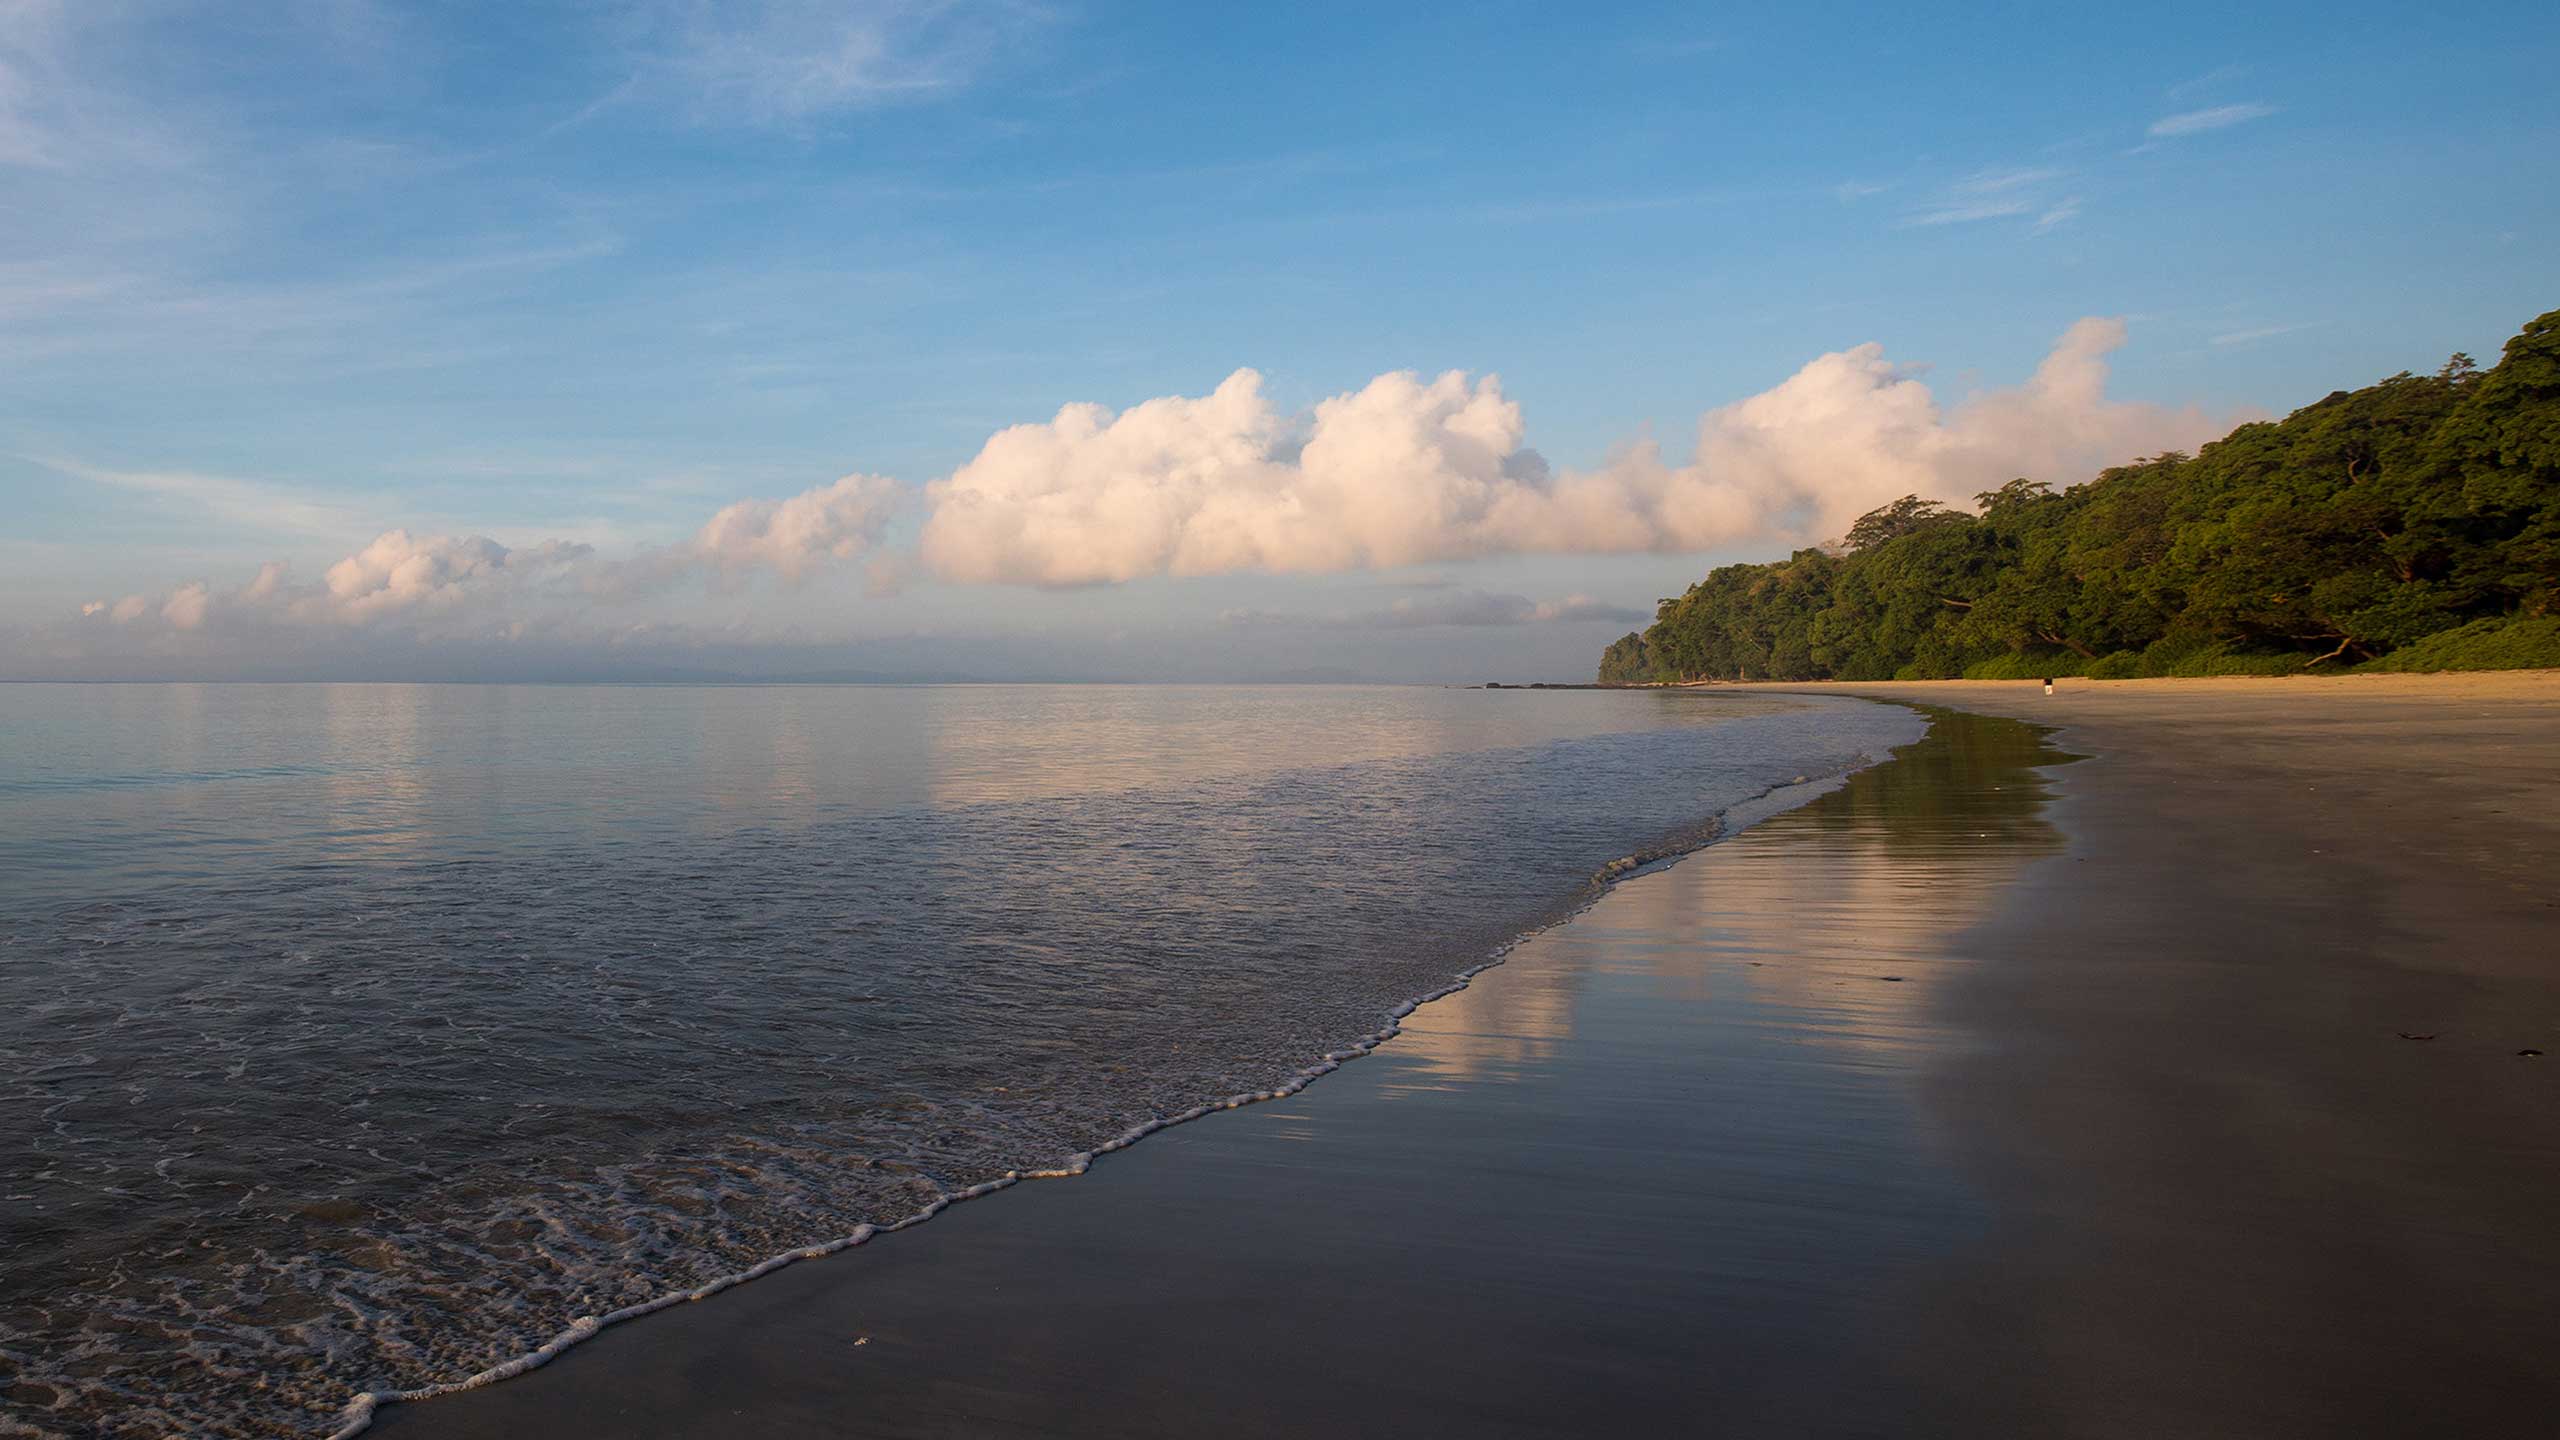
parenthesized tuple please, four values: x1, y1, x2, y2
(368, 707, 2076, 1440)
(0, 683, 1922, 1439)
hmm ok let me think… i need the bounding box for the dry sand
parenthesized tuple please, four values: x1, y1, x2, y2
(375, 672, 2560, 1439)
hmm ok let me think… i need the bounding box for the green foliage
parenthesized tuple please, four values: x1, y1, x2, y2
(1961, 651, 2090, 681)
(2356, 615, 2560, 672)
(1621, 307, 2560, 682)
(1594, 631, 1666, 684)
(1845, 494, 1966, 552)
(2150, 646, 2315, 678)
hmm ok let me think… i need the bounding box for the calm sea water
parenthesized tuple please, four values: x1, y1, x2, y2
(0, 683, 1922, 1439)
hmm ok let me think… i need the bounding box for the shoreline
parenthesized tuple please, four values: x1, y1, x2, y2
(384, 672, 2560, 1436)
(373, 702, 2073, 1437)
(332, 741, 1895, 1437)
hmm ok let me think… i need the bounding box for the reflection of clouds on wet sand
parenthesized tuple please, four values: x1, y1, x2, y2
(1708, 728, 2068, 1057)
(1382, 712, 2069, 1087)
(1385, 944, 1583, 1091)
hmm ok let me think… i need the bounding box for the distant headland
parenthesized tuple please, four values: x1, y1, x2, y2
(1600, 306, 2560, 685)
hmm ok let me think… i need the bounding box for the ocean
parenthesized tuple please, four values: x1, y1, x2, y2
(0, 683, 1922, 1439)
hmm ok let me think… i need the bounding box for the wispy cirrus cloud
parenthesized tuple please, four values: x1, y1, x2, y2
(1902, 198, 2030, 228)
(2148, 102, 2276, 138)
(2208, 322, 2309, 347)
(622, 0, 1058, 127)
(0, 0, 206, 174)
(0, 0, 99, 171)
(1, 237, 620, 376)
(2166, 64, 2248, 103)
(33, 459, 383, 543)
(0, 1, 62, 170)
(1953, 166, 2064, 195)
(0, 1, 632, 409)
(2033, 196, 2084, 233)
(1898, 166, 2068, 228)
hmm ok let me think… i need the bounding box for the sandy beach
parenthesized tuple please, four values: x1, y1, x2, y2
(375, 672, 2560, 1439)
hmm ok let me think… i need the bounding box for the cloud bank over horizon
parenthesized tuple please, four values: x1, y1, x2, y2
(917, 317, 2228, 588)
(25, 318, 2240, 671)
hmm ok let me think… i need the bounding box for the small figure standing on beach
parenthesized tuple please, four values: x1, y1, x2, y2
(2041, 677, 2054, 696)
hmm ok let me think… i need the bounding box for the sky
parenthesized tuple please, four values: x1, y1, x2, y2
(3, 0, 2554, 682)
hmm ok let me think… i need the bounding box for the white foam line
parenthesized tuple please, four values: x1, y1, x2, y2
(325, 758, 1881, 1440)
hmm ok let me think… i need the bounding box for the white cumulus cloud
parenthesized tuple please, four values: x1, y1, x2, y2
(314, 530, 590, 623)
(922, 318, 2232, 587)
(84, 530, 600, 638)
(689, 473, 901, 580)
(71, 463, 907, 648)
(920, 368, 1530, 584)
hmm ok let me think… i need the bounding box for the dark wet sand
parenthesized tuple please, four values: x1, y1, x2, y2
(377, 674, 2560, 1439)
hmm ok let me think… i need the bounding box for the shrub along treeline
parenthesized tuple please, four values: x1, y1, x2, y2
(1600, 307, 2560, 684)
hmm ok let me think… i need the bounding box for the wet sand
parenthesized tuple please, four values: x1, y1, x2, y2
(1749, 672, 2560, 1435)
(376, 674, 2560, 1438)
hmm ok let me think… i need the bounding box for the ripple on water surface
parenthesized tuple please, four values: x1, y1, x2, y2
(0, 684, 1924, 1439)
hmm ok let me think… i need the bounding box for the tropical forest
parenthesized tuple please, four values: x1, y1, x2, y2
(1600, 307, 2560, 683)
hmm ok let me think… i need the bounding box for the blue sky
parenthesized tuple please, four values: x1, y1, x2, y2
(4, 0, 2554, 680)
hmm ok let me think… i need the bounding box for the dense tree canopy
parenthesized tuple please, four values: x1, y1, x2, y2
(1602, 307, 2560, 683)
